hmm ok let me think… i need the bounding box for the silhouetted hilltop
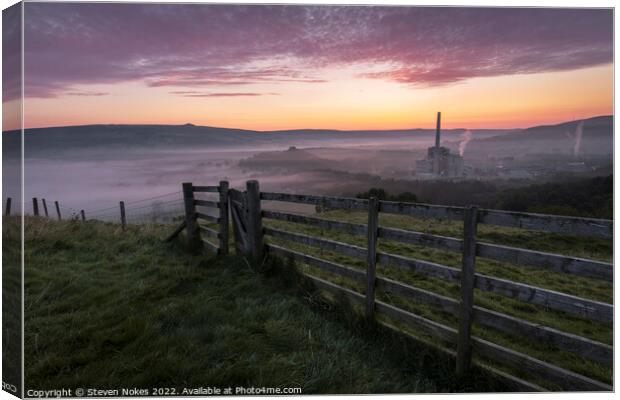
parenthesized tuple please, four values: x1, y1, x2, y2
(460, 115, 612, 157)
(3, 116, 611, 159)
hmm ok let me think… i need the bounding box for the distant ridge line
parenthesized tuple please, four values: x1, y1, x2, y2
(4, 114, 612, 134)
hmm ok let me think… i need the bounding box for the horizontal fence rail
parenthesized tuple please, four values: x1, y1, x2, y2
(195, 199, 220, 208)
(297, 271, 611, 392)
(477, 209, 613, 239)
(263, 221, 612, 323)
(376, 251, 612, 323)
(180, 182, 229, 255)
(26, 181, 612, 392)
(261, 191, 612, 239)
(261, 192, 368, 210)
(264, 227, 367, 259)
(256, 187, 613, 391)
(267, 244, 612, 366)
(262, 210, 367, 236)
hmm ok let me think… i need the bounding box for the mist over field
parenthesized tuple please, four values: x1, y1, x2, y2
(2, 115, 613, 217)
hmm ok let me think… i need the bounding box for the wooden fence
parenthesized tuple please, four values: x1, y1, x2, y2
(17, 180, 613, 391)
(176, 181, 230, 255)
(224, 181, 612, 392)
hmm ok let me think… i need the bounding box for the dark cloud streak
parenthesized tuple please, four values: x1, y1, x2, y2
(13, 4, 612, 101)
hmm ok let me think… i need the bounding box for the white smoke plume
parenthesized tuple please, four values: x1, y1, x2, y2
(574, 121, 584, 157)
(459, 130, 473, 157)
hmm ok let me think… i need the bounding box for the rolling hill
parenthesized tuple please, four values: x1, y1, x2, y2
(2, 116, 612, 159)
(455, 116, 613, 158)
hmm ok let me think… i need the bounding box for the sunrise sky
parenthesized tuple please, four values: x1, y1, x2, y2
(2, 3, 614, 131)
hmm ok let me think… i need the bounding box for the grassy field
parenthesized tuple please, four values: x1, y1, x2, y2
(3, 216, 22, 395)
(261, 207, 613, 389)
(20, 216, 511, 394)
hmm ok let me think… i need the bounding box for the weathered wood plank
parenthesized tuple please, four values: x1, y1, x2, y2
(473, 337, 612, 391)
(218, 181, 229, 255)
(379, 225, 611, 281)
(476, 242, 612, 281)
(377, 252, 461, 282)
(165, 220, 187, 242)
(201, 238, 220, 255)
(229, 188, 244, 203)
(262, 190, 612, 237)
(478, 209, 612, 239)
(472, 362, 545, 392)
(375, 275, 611, 365)
(246, 180, 264, 265)
(266, 244, 365, 283)
(264, 227, 367, 259)
(376, 276, 459, 313)
(379, 200, 464, 220)
(230, 198, 248, 254)
(182, 183, 201, 250)
(42, 199, 49, 217)
(473, 306, 612, 366)
(32, 198, 39, 216)
(119, 201, 126, 231)
(195, 212, 220, 223)
(54, 201, 61, 220)
(200, 225, 220, 240)
(260, 192, 368, 210)
(304, 271, 365, 304)
(192, 186, 219, 193)
(379, 227, 463, 252)
(262, 210, 367, 236)
(375, 300, 458, 345)
(377, 251, 613, 322)
(378, 320, 543, 392)
(378, 296, 610, 391)
(194, 199, 220, 208)
(302, 272, 559, 392)
(365, 197, 379, 320)
(456, 205, 478, 377)
(474, 273, 613, 323)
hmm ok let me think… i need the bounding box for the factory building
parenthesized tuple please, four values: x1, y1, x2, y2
(416, 112, 464, 178)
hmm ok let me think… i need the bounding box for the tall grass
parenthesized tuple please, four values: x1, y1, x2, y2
(262, 209, 613, 387)
(21, 217, 507, 393)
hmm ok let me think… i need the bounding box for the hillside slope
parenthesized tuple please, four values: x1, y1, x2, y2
(461, 115, 612, 157)
(20, 217, 504, 393)
(4, 116, 610, 159)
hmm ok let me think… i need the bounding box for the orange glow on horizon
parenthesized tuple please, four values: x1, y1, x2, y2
(9, 64, 613, 132)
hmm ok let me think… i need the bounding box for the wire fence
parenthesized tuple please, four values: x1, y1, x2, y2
(7, 190, 199, 226)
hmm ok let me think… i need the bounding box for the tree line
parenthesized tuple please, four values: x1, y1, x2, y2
(355, 175, 612, 219)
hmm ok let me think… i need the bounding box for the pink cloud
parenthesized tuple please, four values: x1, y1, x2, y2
(7, 4, 612, 102)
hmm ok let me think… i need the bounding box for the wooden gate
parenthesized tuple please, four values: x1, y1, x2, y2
(229, 188, 248, 254)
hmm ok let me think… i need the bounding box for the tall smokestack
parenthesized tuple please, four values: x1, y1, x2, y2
(435, 112, 441, 148)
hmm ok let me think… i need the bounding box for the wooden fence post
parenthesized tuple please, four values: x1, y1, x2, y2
(456, 205, 479, 377)
(32, 198, 39, 216)
(42, 199, 49, 217)
(54, 201, 61, 220)
(246, 180, 263, 267)
(80, 210, 85, 221)
(119, 201, 127, 231)
(219, 180, 229, 255)
(365, 197, 379, 321)
(182, 182, 201, 251)
(5, 197, 11, 216)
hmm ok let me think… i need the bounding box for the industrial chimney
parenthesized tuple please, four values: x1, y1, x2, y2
(435, 111, 441, 148)
(416, 111, 465, 178)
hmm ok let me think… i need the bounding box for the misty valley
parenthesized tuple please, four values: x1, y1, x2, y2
(2, 115, 613, 219)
